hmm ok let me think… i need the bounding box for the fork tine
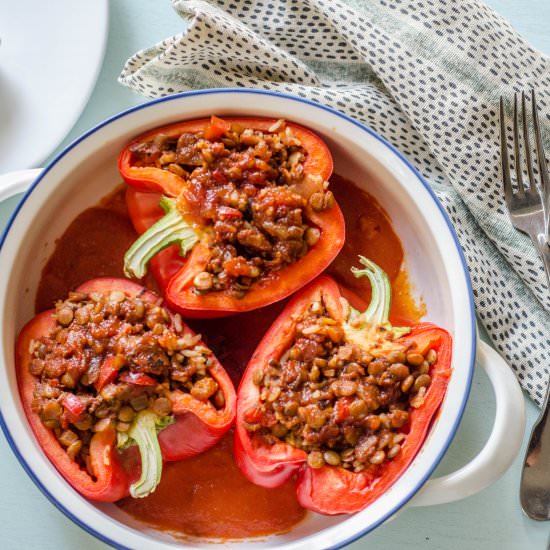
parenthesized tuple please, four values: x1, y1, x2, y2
(522, 91, 536, 192)
(500, 96, 513, 206)
(513, 93, 526, 195)
(531, 89, 550, 244)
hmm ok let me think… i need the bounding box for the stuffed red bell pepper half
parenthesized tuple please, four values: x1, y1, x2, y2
(119, 115, 345, 317)
(235, 257, 452, 515)
(16, 278, 236, 501)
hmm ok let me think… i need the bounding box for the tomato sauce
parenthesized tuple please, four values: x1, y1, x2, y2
(118, 431, 305, 539)
(35, 189, 147, 313)
(329, 174, 425, 324)
(35, 175, 425, 539)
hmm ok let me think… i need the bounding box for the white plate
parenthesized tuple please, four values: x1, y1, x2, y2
(0, 1, 108, 172)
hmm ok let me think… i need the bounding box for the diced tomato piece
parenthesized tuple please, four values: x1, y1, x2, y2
(63, 394, 86, 422)
(204, 115, 231, 140)
(95, 356, 121, 391)
(119, 371, 157, 386)
(218, 206, 243, 220)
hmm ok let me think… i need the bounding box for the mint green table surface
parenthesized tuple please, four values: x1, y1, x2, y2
(1, 1, 550, 548)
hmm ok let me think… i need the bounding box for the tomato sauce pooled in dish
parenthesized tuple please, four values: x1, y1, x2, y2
(328, 174, 425, 324)
(118, 431, 305, 538)
(35, 189, 143, 312)
(35, 175, 423, 538)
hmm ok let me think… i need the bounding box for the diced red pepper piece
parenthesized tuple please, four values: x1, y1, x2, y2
(217, 206, 243, 220)
(62, 394, 86, 423)
(333, 397, 352, 424)
(95, 356, 121, 392)
(119, 371, 157, 386)
(203, 115, 231, 140)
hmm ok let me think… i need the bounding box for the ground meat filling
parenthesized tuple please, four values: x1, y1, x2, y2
(29, 290, 224, 474)
(129, 121, 334, 297)
(245, 299, 436, 472)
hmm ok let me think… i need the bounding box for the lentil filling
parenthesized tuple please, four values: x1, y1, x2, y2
(28, 288, 223, 483)
(244, 259, 436, 472)
(125, 120, 334, 297)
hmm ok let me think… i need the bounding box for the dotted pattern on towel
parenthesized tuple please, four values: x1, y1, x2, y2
(120, 0, 550, 405)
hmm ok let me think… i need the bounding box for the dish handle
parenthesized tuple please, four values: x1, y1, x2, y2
(410, 338, 525, 506)
(0, 168, 43, 202)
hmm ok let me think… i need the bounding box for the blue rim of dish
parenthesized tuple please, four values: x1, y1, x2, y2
(0, 88, 476, 550)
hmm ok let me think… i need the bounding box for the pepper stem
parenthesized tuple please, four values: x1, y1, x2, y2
(344, 256, 411, 348)
(127, 410, 164, 498)
(124, 196, 199, 279)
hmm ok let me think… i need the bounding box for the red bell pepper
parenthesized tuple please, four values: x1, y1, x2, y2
(16, 278, 236, 502)
(235, 258, 452, 515)
(119, 116, 345, 318)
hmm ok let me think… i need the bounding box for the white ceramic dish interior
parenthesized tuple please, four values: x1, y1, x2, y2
(0, 90, 524, 549)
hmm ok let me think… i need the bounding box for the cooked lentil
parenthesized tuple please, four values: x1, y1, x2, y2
(244, 298, 436, 472)
(29, 290, 222, 475)
(129, 121, 333, 296)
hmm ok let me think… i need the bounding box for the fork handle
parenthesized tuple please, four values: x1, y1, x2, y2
(520, 237, 550, 520)
(520, 381, 550, 520)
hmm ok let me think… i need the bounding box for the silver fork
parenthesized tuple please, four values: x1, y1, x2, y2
(500, 91, 550, 252)
(500, 90, 550, 520)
